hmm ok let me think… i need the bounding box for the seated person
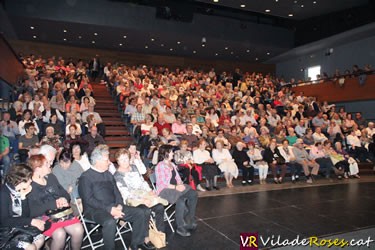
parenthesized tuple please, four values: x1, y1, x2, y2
(171, 116, 187, 135)
(114, 148, 166, 232)
(180, 124, 199, 150)
(212, 140, 238, 188)
(247, 142, 269, 184)
(174, 140, 205, 191)
(40, 126, 63, 154)
(81, 105, 106, 137)
(28, 154, 83, 250)
(46, 113, 65, 137)
(263, 139, 287, 184)
(155, 145, 198, 237)
(278, 139, 301, 183)
(309, 142, 334, 178)
(18, 123, 40, 163)
(232, 141, 254, 185)
(346, 129, 374, 163)
(0, 127, 11, 177)
(302, 128, 315, 146)
(65, 114, 82, 136)
(83, 125, 105, 156)
(334, 141, 360, 178)
(193, 139, 220, 190)
(292, 139, 319, 183)
(53, 150, 84, 200)
(78, 145, 155, 250)
(0, 164, 45, 250)
(160, 128, 180, 147)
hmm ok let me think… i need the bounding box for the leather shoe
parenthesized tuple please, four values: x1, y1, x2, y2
(213, 186, 220, 190)
(176, 227, 191, 237)
(137, 242, 156, 250)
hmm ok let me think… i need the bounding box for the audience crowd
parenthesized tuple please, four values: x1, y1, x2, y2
(0, 53, 374, 250)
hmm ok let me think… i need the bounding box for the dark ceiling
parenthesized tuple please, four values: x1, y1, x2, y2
(1, 0, 373, 63)
(197, 0, 369, 20)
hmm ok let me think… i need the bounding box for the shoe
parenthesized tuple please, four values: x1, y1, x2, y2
(186, 222, 198, 231)
(306, 178, 313, 184)
(242, 181, 247, 186)
(176, 227, 191, 237)
(278, 178, 283, 184)
(213, 186, 220, 190)
(354, 174, 360, 179)
(337, 175, 342, 180)
(247, 180, 253, 185)
(273, 178, 279, 184)
(291, 175, 296, 183)
(344, 172, 349, 179)
(295, 175, 300, 181)
(205, 187, 211, 191)
(196, 184, 206, 192)
(134, 242, 156, 250)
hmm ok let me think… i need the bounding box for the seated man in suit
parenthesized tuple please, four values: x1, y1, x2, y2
(78, 144, 155, 250)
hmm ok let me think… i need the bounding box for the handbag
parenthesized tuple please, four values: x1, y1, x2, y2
(0, 226, 41, 249)
(45, 206, 74, 222)
(149, 219, 166, 249)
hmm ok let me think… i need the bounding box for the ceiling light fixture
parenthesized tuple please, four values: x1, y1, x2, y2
(151, 38, 155, 41)
(301, 4, 304, 7)
(193, 50, 196, 54)
(267, 52, 270, 55)
(123, 35, 127, 38)
(288, 13, 294, 17)
(265, 9, 271, 13)
(246, 49, 250, 53)
(92, 41, 95, 44)
(213, 0, 219, 2)
(94, 33, 98, 36)
(230, 51, 234, 54)
(63, 38, 67, 41)
(255, 58, 259, 61)
(30, 26, 34, 29)
(225, 47, 228, 50)
(63, 29, 67, 33)
(275, 0, 279, 2)
(78, 36, 82, 39)
(202, 44, 205, 47)
(215, 53, 218, 56)
(313, 1, 317, 4)
(33, 35, 37, 39)
(170, 48, 173, 51)
(119, 43, 123, 46)
(240, 4, 246, 8)
(177, 41, 181, 44)
(161, 44, 164, 47)
(145, 45, 148, 48)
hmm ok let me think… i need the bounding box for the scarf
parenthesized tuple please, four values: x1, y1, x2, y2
(5, 183, 22, 217)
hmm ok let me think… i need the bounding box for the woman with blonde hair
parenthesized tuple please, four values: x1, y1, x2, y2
(212, 140, 238, 188)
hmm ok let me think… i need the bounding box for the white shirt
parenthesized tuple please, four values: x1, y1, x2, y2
(212, 148, 232, 164)
(346, 134, 361, 148)
(277, 146, 295, 163)
(193, 149, 211, 164)
(312, 132, 328, 143)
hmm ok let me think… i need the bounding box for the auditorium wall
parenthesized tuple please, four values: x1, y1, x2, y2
(8, 40, 275, 74)
(274, 31, 375, 81)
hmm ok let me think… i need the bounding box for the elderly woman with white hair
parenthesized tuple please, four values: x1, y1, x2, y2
(334, 141, 360, 178)
(212, 140, 238, 188)
(247, 142, 269, 184)
(232, 141, 254, 185)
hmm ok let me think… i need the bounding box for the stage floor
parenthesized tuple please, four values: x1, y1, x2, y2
(163, 181, 375, 250)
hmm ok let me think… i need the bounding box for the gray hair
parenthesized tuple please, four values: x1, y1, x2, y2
(90, 144, 109, 166)
(39, 144, 57, 156)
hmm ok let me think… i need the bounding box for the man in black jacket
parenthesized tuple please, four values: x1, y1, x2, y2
(78, 145, 155, 250)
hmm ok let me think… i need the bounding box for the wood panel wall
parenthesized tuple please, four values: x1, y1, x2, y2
(9, 40, 275, 74)
(292, 75, 375, 102)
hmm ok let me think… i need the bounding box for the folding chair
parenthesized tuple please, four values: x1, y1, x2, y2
(73, 197, 132, 249)
(149, 172, 176, 233)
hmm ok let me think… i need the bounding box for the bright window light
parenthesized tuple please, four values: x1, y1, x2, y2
(308, 65, 321, 81)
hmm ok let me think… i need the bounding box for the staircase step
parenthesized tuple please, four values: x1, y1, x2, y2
(106, 130, 130, 136)
(103, 121, 125, 126)
(106, 136, 133, 141)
